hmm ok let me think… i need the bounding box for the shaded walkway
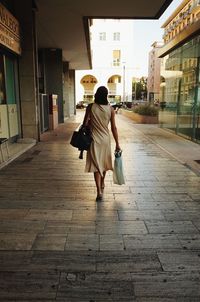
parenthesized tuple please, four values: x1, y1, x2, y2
(0, 110, 200, 301)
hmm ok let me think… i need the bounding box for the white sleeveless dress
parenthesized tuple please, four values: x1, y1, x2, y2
(85, 103, 113, 176)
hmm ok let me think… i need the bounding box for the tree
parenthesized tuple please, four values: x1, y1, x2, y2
(132, 77, 147, 100)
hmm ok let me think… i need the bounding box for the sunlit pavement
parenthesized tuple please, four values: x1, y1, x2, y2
(0, 110, 200, 301)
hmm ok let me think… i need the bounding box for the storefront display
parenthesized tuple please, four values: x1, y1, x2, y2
(0, 3, 21, 140)
(160, 35, 200, 142)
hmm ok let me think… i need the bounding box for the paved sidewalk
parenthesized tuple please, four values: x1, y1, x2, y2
(131, 122, 200, 176)
(0, 110, 200, 301)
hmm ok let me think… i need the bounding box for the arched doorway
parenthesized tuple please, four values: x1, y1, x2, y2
(107, 75, 122, 104)
(80, 75, 98, 105)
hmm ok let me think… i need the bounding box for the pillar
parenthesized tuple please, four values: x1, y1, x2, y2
(14, 0, 39, 140)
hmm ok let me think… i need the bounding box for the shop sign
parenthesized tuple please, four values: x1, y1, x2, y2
(0, 3, 21, 55)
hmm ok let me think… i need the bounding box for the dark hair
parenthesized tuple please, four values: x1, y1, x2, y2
(94, 86, 108, 105)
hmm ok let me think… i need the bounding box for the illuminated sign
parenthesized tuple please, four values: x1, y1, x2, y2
(0, 3, 21, 55)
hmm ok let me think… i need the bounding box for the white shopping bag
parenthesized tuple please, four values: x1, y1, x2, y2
(113, 153, 125, 185)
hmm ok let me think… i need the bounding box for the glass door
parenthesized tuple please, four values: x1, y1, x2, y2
(194, 58, 200, 142)
(0, 53, 9, 138)
(176, 70, 194, 139)
(176, 38, 200, 141)
(4, 56, 19, 138)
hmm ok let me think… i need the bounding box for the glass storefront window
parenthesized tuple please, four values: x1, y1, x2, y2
(0, 54, 6, 104)
(160, 35, 200, 143)
(5, 57, 16, 104)
(0, 53, 20, 139)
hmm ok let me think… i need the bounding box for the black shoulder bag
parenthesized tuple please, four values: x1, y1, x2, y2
(70, 125, 92, 159)
(70, 105, 93, 159)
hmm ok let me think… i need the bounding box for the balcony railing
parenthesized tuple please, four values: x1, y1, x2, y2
(191, 0, 200, 12)
(84, 90, 93, 95)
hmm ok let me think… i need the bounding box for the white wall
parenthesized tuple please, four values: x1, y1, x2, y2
(76, 19, 136, 103)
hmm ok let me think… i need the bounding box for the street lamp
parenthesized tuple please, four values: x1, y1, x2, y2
(131, 78, 137, 108)
(122, 62, 126, 104)
(135, 81, 137, 102)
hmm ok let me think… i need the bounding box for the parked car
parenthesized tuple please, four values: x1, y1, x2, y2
(110, 101, 123, 112)
(76, 101, 88, 109)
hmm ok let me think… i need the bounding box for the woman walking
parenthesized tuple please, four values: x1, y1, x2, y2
(82, 86, 121, 201)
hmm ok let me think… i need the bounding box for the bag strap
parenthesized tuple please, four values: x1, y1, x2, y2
(83, 103, 93, 127)
(79, 150, 84, 159)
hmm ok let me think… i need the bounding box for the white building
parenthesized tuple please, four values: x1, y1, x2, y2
(75, 19, 136, 104)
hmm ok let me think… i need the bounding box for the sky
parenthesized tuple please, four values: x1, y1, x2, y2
(133, 0, 182, 77)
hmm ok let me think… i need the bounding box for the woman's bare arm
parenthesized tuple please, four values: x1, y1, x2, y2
(110, 107, 121, 150)
(82, 103, 92, 126)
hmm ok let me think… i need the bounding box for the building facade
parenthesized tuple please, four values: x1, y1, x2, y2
(0, 0, 185, 163)
(158, 0, 200, 143)
(0, 0, 76, 161)
(147, 41, 164, 102)
(0, 2, 22, 142)
(75, 19, 136, 105)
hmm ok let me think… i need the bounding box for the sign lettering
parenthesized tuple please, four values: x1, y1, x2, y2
(0, 4, 21, 54)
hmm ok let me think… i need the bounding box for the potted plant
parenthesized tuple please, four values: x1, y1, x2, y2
(120, 103, 159, 124)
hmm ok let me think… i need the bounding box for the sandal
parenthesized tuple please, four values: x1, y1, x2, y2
(96, 194, 103, 202)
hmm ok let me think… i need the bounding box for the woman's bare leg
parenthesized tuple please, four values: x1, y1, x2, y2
(101, 171, 106, 191)
(94, 172, 102, 197)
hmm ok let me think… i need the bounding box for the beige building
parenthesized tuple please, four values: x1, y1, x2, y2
(162, 0, 200, 45)
(158, 0, 200, 143)
(147, 41, 164, 102)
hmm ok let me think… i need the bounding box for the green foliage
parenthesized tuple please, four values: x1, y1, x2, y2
(133, 104, 159, 116)
(132, 77, 147, 100)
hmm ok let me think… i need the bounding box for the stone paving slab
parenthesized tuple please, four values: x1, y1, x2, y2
(0, 112, 200, 300)
(96, 220, 147, 235)
(134, 281, 200, 298)
(158, 251, 200, 271)
(177, 234, 200, 249)
(118, 209, 165, 220)
(29, 251, 97, 272)
(124, 234, 182, 249)
(145, 220, 199, 234)
(96, 251, 162, 273)
(0, 233, 37, 250)
(0, 220, 45, 233)
(0, 271, 59, 300)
